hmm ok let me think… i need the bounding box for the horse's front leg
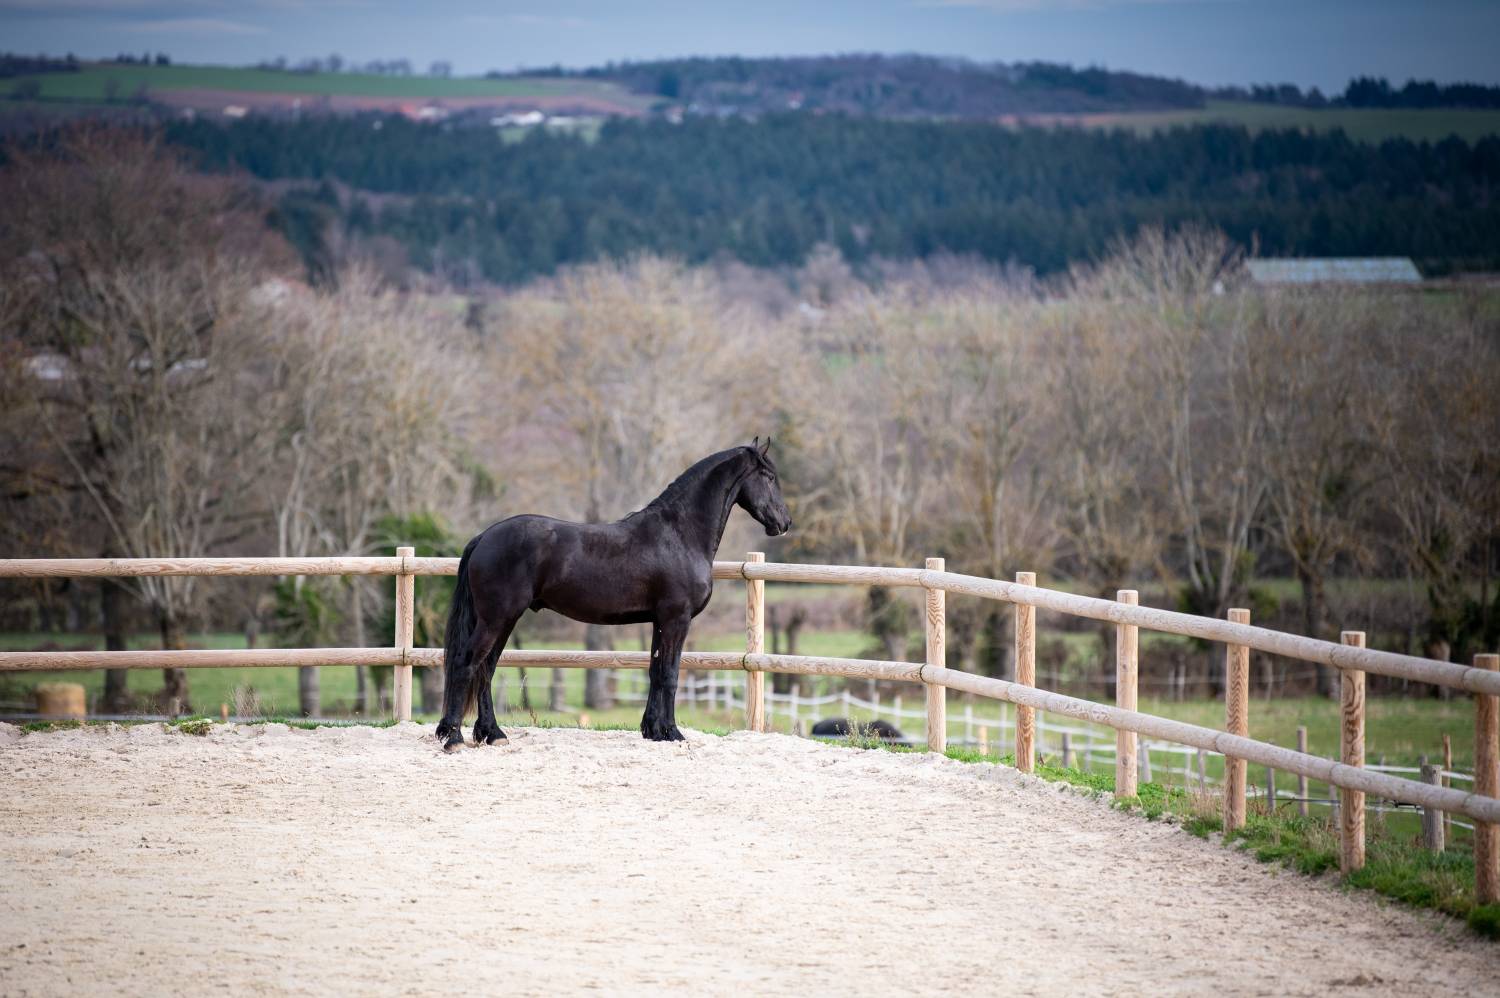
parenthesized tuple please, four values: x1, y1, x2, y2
(640, 613, 690, 742)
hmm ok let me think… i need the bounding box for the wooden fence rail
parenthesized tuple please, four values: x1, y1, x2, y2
(1, 553, 1496, 901)
(5, 556, 1495, 695)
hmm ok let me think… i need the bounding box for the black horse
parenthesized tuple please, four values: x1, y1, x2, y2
(436, 439, 791, 751)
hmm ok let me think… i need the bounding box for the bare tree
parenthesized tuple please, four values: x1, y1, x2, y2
(488, 256, 793, 707)
(1, 128, 294, 711)
(1094, 230, 1262, 619)
(257, 267, 484, 714)
(1371, 295, 1500, 665)
(1252, 289, 1381, 693)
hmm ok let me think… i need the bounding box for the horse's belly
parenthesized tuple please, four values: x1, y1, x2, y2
(531, 597, 655, 627)
(534, 569, 709, 626)
(533, 575, 654, 625)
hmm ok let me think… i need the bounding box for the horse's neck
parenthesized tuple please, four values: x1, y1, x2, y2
(653, 455, 746, 560)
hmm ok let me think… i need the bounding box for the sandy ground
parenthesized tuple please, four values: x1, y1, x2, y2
(1, 723, 1495, 996)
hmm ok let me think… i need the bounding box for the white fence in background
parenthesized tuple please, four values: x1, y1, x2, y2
(570, 668, 1474, 829)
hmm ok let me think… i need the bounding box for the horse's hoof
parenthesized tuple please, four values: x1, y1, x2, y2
(442, 731, 466, 753)
(473, 724, 507, 746)
(641, 720, 685, 742)
(485, 730, 508, 745)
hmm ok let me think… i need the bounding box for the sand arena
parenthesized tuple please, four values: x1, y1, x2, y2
(2, 722, 1495, 996)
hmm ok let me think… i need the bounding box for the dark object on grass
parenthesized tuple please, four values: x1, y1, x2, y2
(437, 439, 791, 751)
(811, 717, 908, 745)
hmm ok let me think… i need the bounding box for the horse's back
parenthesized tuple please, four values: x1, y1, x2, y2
(465, 514, 688, 625)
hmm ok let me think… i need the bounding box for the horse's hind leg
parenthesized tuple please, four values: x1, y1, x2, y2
(437, 623, 502, 752)
(473, 615, 520, 746)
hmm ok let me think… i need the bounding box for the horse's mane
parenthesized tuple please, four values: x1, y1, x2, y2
(639, 447, 749, 515)
(632, 444, 776, 516)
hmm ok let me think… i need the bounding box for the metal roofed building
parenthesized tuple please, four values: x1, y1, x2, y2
(1245, 258, 1423, 285)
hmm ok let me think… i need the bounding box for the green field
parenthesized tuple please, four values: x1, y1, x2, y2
(1071, 99, 1500, 144)
(0, 62, 648, 106)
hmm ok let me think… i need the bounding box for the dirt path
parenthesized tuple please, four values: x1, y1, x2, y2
(1, 723, 1493, 995)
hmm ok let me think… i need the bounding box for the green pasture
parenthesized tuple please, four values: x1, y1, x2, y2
(1056, 100, 1500, 144)
(0, 63, 647, 106)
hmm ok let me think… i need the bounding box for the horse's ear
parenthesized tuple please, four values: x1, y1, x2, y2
(752, 435, 760, 450)
(758, 436, 771, 457)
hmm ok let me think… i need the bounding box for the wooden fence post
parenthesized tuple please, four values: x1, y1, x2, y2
(1015, 571, 1036, 773)
(1340, 630, 1366, 874)
(1476, 652, 1499, 903)
(1061, 731, 1073, 769)
(393, 546, 414, 722)
(1443, 733, 1454, 841)
(924, 557, 946, 753)
(745, 552, 765, 733)
(1139, 741, 1152, 783)
(1420, 758, 1445, 853)
(1296, 726, 1309, 817)
(1115, 589, 1139, 799)
(1224, 608, 1251, 832)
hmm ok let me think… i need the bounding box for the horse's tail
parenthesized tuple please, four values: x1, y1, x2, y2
(442, 535, 481, 724)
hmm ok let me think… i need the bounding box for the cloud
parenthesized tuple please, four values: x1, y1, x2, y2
(120, 17, 269, 35)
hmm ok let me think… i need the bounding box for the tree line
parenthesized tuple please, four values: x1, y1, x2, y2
(2, 131, 1496, 715)
(136, 112, 1500, 288)
(517, 54, 1205, 115)
(1213, 75, 1500, 109)
(504, 54, 1500, 115)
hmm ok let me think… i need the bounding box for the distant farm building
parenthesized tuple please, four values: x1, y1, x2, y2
(1246, 258, 1422, 285)
(492, 110, 545, 127)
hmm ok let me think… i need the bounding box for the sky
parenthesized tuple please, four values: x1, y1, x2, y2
(2, 0, 1498, 92)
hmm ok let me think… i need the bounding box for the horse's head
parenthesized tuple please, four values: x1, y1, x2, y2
(738, 437, 792, 536)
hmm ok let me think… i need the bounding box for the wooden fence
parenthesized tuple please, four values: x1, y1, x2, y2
(1, 552, 1496, 902)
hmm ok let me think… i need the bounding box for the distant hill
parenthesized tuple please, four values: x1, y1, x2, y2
(5, 53, 1500, 144)
(511, 54, 1208, 117)
(157, 113, 1500, 287)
